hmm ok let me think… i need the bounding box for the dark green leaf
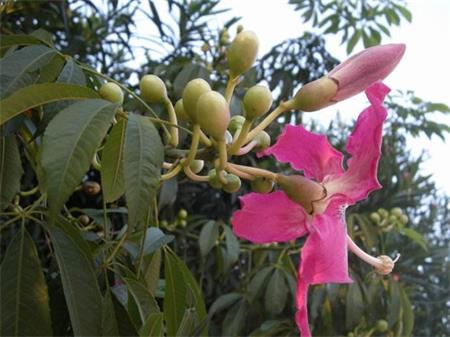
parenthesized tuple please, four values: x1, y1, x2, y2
(0, 34, 42, 50)
(0, 227, 52, 336)
(144, 249, 162, 296)
(101, 118, 127, 202)
(48, 225, 103, 336)
(387, 278, 401, 327)
(139, 313, 164, 337)
(123, 113, 164, 233)
(0, 135, 23, 210)
(0, 83, 99, 126)
(0, 45, 56, 98)
(176, 308, 198, 337)
(102, 290, 120, 337)
(264, 268, 288, 315)
(125, 278, 160, 325)
(41, 99, 116, 221)
(345, 282, 364, 329)
(399, 287, 414, 336)
(198, 220, 219, 256)
(248, 266, 273, 302)
(401, 227, 428, 251)
(347, 30, 362, 54)
(208, 292, 242, 317)
(223, 224, 239, 269)
(222, 299, 246, 336)
(38, 54, 65, 83)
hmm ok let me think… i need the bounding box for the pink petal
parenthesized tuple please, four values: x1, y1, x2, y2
(259, 125, 344, 181)
(231, 191, 308, 243)
(325, 82, 390, 203)
(329, 44, 405, 101)
(295, 196, 352, 337)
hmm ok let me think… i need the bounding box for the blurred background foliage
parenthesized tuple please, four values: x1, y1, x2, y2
(0, 0, 448, 336)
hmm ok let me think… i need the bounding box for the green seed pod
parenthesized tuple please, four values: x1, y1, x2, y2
(377, 208, 389, 218)
(208, 169, 222, 189)
(99, 82, 124, 104)
(369, 212, 381, 223)
(175, 99, 190, 122)
(390, 207, 403, 217)
(228, 115, 246, 134)
(223, 173, 241, 193)
(140, 74, 168, 103)
(182, 78, 211, 123)
(399, 214, 409, 225)
(288, 77, 338, 112)
(178, 209, 188, 219)
(196, 91, 230, 141)
(227, 31, 259, 78)
(375, 319, 388, 332)
(254, 131, 271, 151)
(190, 159, 204, 174)
(250, 177, 274, 194)
(243, 85, 272, 120)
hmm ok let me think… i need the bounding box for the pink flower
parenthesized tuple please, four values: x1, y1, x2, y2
(291, 44, 405, 112)
(232, 83, 398, 336)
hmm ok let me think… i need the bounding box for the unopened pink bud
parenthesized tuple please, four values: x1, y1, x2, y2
(329, 43, 405, 101)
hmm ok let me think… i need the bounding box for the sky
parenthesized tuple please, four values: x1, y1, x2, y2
(136, 0, 450, 194)
(214, 0, 450, 194)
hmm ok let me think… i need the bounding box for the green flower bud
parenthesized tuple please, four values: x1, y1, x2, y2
(388, 214, 397, 223)
(399, 214, 409, 225)
(254, 131, 271, 151)
(243, 85, 273, 120)
(182, 78, 211, 123)
(208, 169, 222, 189)
(140, 74, 168, 103)
(190, 159, 204, 174)
(228, 115, 246, 134)
(196, 91, 230, 141)
(227, 31, 259, 78)
(377, 208, 389, 218)
(99, 82, 124, 104)
(178, 209, 188, 219)
(288, 77, 338, 112)
(179, 219, 187, 227)
(175, 99, 190, 122)
(390, 207, 403, 217)
(375, 319, 388, 332)
(223, 173, 241, 193)
(251, 177, 274, 194)
(236, 24, 244, 34)
(369, 212, 381, 223)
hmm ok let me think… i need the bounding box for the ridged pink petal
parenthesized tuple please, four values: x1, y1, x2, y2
(329, 44, 405, 101)
(231, 191, 308, 243)
(295, 196, 352, 337)
(325, 82, 390, 203)
(259, 125, 344, 181)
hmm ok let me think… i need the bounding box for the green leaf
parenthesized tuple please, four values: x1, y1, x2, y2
(222, 299, 246, 336)
(0, 83, 99, 126)
(345, 282, 364, 329)
(164, 249, 207, 336)
(264, 268, 288, 315)
(0, 227, 52, 336)
(102, 290, 120, 337)
(223, 224, 240, 269)
(0, 135, 23, 210)
(0, 45, 56, 98)
(101, 118, 127, 202)
(397, 5, 412, 22)
(58, 57, 86, 85)
(176, 308, 198, 337)
(399, 287, 414, 336)
(38, 54, 65, 83)
(48, 225, 103, 336)
(164, 250, 187, 337)
(248, 266, 273, 302)
(208, 292, 242, 317)
(139, 313, 164, 337)
(41, 99, 116, 221)
(401, 227, 428, 251)
(144, 249, 162, 296)
(198, 220, 219, 256)
(0, 34, 42, 50)
(387, 278, 401, 327)
(49, 222, 103, 336)
(125, 278, 160, 326)
(123, 113, 164, 233)
(347, 30, 362, 54)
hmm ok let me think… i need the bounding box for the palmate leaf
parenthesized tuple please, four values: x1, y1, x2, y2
(101, 118, 127, 202)
(0, 82, 98, 126)
(48, 224, 103, 336)
(0, 134, 23, 210)
(0, 45, 56, 99)
(0, 226, 52, 336)
(123, 113, 164, 233)
(40, 99, 116, 221)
